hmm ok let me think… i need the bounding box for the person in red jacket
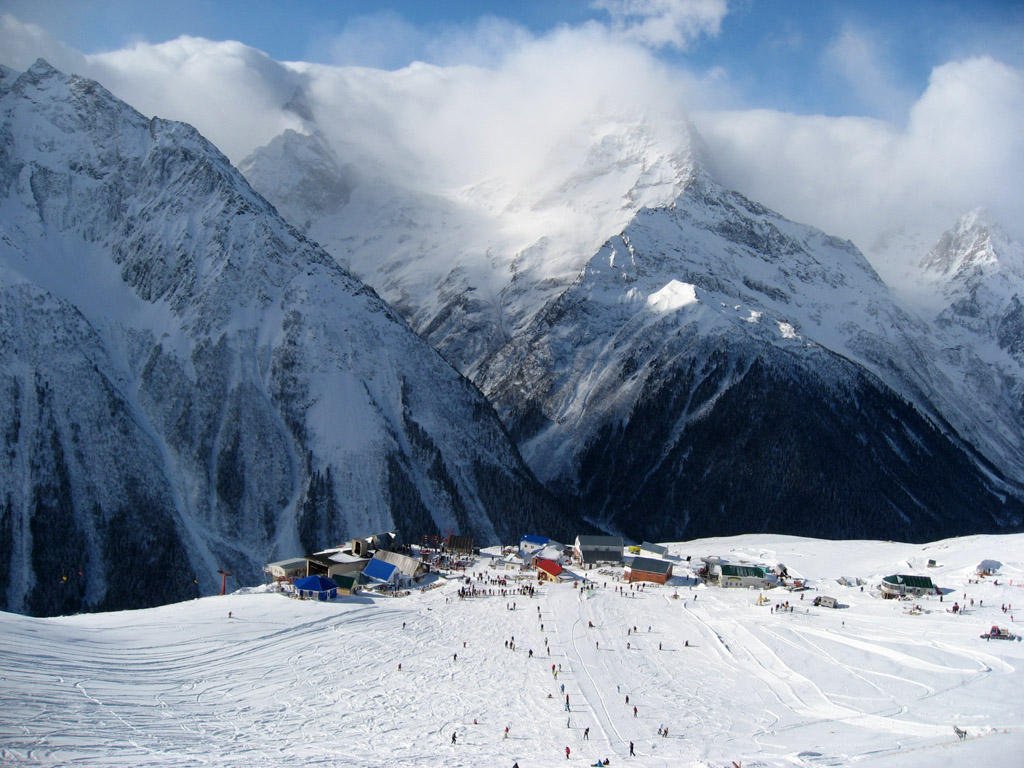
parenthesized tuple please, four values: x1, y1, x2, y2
(566, 745, 571, 759)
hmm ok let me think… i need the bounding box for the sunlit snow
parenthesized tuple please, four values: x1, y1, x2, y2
(646, 280, 698, 313)
(2, 534, 1022, 768)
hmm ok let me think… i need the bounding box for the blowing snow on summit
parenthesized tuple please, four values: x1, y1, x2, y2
(0, 1, 1023, 766)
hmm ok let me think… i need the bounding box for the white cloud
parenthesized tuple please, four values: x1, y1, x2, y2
(1, 10, 1021, 290)
(322, 11, 427, 69)
(592, 0, 728, 49)
(0, 14, 85, 72)
(823, 24, 913, 121)
(696, 56, 1024, 280)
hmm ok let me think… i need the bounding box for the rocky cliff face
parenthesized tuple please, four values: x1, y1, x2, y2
(475, 177, 1024, 541)
(0, 61, 568, 616)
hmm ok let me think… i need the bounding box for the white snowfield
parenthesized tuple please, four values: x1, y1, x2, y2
(2, 534, 1023, 768)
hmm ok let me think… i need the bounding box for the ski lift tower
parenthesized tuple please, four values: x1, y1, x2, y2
(217, 568, 232, 596)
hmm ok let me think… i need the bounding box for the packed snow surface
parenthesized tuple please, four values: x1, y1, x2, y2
(646, 280, 698, 313)
(2, 534, 1023, 768)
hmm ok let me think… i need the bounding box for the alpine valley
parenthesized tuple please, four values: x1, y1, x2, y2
(2, 60, 1023, 617)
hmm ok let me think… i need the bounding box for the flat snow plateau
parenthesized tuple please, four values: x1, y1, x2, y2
(2, 535, 1023, 767)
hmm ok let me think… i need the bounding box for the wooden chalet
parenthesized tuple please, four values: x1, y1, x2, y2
(625, 556, 673, 584)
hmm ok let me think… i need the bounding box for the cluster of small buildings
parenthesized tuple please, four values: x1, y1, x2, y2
(264, 527, 962, 607)
(513, 534, 676, 585)
(264, 531, 466, 600)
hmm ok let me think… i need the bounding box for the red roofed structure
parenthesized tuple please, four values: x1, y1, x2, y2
(536, 558, 564, 582)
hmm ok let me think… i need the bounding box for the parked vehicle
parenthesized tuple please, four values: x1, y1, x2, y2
(980, 625, 1021, 641)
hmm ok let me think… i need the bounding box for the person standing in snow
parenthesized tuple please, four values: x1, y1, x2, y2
(629, 741, 635, 756)
(451, 732, 457, 745)
(584, 727, 590, 740)
(566, 745, 571, 759)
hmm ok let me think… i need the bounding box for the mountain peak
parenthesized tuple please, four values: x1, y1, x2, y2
(920, 208, 1006, 279)
(26, 58, 59, 78)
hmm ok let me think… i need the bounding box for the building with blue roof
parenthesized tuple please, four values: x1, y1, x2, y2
(363, 557, 399, 584)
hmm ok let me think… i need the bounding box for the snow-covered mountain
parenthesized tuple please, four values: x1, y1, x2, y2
(905, 213, 1024, 486)
(0, 61, 568, 617)
(241, 115, 1024, 544)
(240, 116, 697, 377)
(475, 174, 1024, 541)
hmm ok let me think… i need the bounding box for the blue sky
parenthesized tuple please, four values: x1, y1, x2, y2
(4, 0, 1022, 121)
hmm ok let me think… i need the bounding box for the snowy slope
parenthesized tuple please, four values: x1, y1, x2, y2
(1, 533, 1022, 767)
(240, 115, 698, 377)
(0, 61, 568, 617)
(476, 175, 1024, 541)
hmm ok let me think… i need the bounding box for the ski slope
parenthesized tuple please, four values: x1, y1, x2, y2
(2, 534, 1023, 767)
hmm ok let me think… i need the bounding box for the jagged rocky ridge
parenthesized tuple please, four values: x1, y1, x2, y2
(474, 175, 1024, 541)
(0, 61, 569, 617)
(239, 121, 698, 379)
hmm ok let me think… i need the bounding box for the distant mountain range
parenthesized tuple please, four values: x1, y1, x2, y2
(2, 61, 1022, 615)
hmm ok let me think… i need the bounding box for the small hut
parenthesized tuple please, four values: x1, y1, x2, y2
(880, 574, 936, 598)
(292, 575, 338, 601)
(536, 558, 565, 583)
(625, 557, 673, 584)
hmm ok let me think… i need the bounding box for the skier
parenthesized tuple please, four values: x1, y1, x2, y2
(451, 732, 457, 745)
(504, 725, 510, 739)
(629, 741, 635, 756)
(633, 705, 637, 718)
(584, 727, 590, 740)
(566, 746, 571, 759)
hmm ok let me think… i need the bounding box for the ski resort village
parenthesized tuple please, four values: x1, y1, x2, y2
(3, 2, 1024, 767)
(2, 532, 1023, 767)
